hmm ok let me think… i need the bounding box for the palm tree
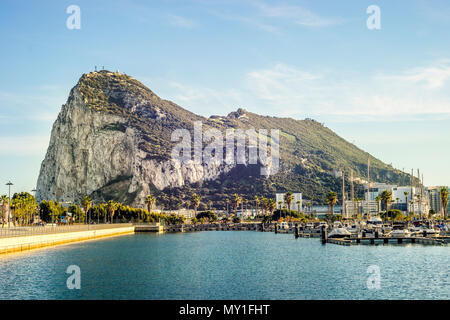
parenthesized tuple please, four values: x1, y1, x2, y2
(277, 201, 282, 210)
(231, 194, 242, 215)
(416, 194, 422, 218)
(410, 198, 415, 218)
(244, 199, 249, 217)
(307, 201, 312, 213)
(254, 196, 260, 217)
(440, 187, 449, 220)
(191, 193, 201, 215)
(144, 194, 156, 214)
(380, 190, 393, 220)
(375, 195, 381, 214)
(0, 194, 8, 227)
(81, 196, 92, 224)
(260, 197, 268, 215)
(107, 200, 119, 223)
(208, 200, 213, 211)
(284, 192, 294, 211)
(326, 191, 338, 216)
(404, 191, 409, 216)
(296, 200, 301, 213)
(267, 199, 276, 217)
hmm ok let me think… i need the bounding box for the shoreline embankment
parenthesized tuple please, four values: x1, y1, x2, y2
(0, 225, 135, 255)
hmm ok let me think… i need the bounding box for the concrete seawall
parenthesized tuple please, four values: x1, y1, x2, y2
(0, 226, 135, 255)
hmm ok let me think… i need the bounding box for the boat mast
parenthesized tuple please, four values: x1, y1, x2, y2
(367, 157, 371, 217)
(342, 170, 346, 218)
(411, 168, 414, 216)
(351, 169, 355, 218)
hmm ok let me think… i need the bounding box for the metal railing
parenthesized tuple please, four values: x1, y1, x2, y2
(0, 223, 133, 238)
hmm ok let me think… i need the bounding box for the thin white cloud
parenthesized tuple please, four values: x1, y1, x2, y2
(377, 61, 450, 89)
(247, 63, 322, 103)
(255, 2, 343, 27)
(157, 61, 450, 122)
(168, 81, 244, 114)
(209, 1, 342, 34)
(0, 136, 49, 156)
(0, 87, 65, 124)
(167, 14, 197, 29)
(211, 11, 280, 34)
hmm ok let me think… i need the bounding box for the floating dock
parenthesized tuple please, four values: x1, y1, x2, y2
(326, 236, 449, 246)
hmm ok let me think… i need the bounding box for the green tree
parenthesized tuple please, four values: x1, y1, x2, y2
(107, 200, 119, 223)
(267, 199, 276, 216)
(144, 194, 156, 213)
(196, 210, 218, 222)
(404, 191, 409, 216)
(375, 195, 381, 214)
(231, 194, 242, 214)
(0, 194, 8, 226)
(191, 193, 201, 215)
(11, 192, 37, 226)
(284, 192, 294, 211)
(326, 191, 338, 217)
(208, 200, 213, 211)
(81, 196, 93, 224)
(440, 187, 449, 220)
(254, 196, 260, 217)
(38, 200, 65, 224)
(380, 190, 393, 213)
(68, 203, 84, 223)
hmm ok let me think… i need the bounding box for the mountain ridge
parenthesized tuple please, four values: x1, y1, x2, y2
(36, 70, 415, 208)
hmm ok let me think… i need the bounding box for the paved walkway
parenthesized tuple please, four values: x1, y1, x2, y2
(0, 223, 133, 238)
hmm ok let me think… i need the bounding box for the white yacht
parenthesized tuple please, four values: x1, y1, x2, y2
(346, 224, 359, 235)
(411, 226, 440, 237)
(333, 221, 343, 228)
(367, 216, 383, 226)
(277, 221, 291, 233)
(389, 229, 411, 237)
(328, 227, 351, 238)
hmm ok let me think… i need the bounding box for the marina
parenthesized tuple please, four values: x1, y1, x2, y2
(137, 220, 450, 246)
(0, 231, 448, 300)
(1, 217, 448, 256)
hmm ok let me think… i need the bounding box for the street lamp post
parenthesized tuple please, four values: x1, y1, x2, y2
(6, 181, 13, 228)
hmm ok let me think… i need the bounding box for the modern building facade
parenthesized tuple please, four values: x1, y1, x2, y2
(275, 192, 302, 211)
(364, 183, 398, 201)
(428, 186, 449, 217)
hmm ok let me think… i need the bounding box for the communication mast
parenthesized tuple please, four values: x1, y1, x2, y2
(351, 169, 355, 217)
(366, 157, 371, 216)
(342, 170, 346, 218)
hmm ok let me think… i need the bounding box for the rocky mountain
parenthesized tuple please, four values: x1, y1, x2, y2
(36, 70, 414, 208)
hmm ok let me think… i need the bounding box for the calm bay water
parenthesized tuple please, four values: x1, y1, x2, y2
(0, 231, 448, 300)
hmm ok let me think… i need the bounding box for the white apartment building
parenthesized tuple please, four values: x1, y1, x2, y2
(391, 186, 415, 204)
(427, 186, 449, 216)
(364, 183, 398, 201)
(275, 192, 302, 211)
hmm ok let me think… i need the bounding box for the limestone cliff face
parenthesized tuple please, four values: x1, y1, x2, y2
(37, 70, 414, 206)
(36, 71, 231, 207)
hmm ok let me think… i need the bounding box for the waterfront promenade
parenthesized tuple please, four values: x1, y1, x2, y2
(0, 223, 134, 255)
(0, 223, 133, 238)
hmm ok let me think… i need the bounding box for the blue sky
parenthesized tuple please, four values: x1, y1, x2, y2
(1, 0, 450, 193)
